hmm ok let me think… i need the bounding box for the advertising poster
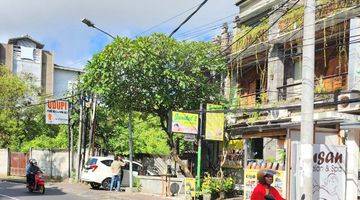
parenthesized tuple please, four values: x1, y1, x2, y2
(171, 112, 198, 134)
(205, 104, 224, 141)
(45, 100, 69, 124)
(184, 178, 196, 199)
(243, 169, 286, 200)
(312, 144, 346, 200)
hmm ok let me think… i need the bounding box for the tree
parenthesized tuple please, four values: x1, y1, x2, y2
(81, 33, 227, 177)
(0, 65, 67, 151)
(94, 106, 170, 156)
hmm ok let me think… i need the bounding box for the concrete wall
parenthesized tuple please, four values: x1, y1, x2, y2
(0, 149, 10, 176)
(0, 43, 14, 71)
(30, 149, 76, 179)
(138, 175, 184, 196)
(53, 68, 79, 98)
(41, 51, 54, 96)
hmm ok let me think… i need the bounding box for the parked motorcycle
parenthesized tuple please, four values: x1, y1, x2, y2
(27, 172, 45, 194)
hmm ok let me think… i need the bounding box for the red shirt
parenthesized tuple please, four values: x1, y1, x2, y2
(250, 183, 285, 200)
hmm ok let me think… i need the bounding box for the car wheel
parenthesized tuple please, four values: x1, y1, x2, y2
(102, 178, 112, 190)
(90, 182, 101, 189)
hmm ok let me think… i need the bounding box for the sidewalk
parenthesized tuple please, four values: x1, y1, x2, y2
(0, 175, 181, 200)
(55, 182, 182, 200)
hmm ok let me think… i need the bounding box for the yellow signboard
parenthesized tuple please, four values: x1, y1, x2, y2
(171, 112, 198, 134)
(184, 178, 196, 199)
(205, 104, 224, 141)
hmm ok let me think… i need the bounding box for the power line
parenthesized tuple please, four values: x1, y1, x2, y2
(136, 2, 203, 37)
(169, 0, 209, 37)
(0, 93, 80, 110)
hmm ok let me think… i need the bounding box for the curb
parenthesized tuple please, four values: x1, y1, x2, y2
(0, 178, 26, 184)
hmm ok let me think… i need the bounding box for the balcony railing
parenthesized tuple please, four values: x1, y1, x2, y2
(277, 73, 348, 101)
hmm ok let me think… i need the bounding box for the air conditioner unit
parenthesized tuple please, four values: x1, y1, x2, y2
(337, 93, 360, 114)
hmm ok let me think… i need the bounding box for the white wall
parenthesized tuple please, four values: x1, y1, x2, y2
(53, 68, 79, 98)
(30, 149, 75, 179)
(0, 149, 9, 176)
(12, 46, 42, 87)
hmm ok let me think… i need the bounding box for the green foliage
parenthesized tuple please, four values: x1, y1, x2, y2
(232, 20, 269, 54)
(201, 173, 235, 195)
(20, 126, 68, 152)
(81, 33, 227, 160)
(82, 33, 226, 116)
(133, 177, 142, 192)
(0, 66, 66, 151)
(88, 104, 170, 155)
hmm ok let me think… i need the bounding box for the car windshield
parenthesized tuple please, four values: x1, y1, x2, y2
(85, 158, 98, 166)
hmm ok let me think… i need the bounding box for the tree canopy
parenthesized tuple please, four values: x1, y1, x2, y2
(81, 33, 227, 176)
(0, 66, 67, 151)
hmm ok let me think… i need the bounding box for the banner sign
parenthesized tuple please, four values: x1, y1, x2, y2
(243, 169, 286, 200)
(171, 112, 198, 134)
(45, 100, 69, 124)
(184, 178, 196, 199)
(205, 104, 224, 141)
(312, 144, 346, 200)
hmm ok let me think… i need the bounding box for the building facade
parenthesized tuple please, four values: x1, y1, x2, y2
(215, 0, 360, 199)
(0, 35, 82, 98)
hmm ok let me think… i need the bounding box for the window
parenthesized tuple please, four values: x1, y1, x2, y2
(85, 158, 98, 165)
(101, 160, 113, 167)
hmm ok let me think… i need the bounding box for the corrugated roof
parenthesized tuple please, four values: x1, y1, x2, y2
(54, 64, 84, 73)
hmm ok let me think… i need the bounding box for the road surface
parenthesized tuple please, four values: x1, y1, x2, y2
(0, 181, 84, 200)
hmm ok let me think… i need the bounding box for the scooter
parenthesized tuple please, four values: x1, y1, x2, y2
(27, 172, 45, 194)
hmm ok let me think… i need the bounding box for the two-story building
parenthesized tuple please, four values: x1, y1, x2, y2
(214, 0, 360, 199)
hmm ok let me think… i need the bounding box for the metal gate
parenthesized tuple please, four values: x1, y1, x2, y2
(10, 152, 28, 176)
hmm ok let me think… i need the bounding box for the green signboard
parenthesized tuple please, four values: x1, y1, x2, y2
(171, 111, 198, 134)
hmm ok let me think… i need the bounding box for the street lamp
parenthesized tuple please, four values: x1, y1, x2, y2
(81, 18, 134, 191)
(81, 18, 116, 40)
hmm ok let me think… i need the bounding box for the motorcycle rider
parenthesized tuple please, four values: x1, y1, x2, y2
(26, 159, 41, 187)
(250, 169, 285, 200)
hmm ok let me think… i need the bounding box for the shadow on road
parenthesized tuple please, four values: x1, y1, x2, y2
(0, 181, 67, 198)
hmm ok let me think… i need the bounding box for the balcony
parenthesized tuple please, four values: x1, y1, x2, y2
(277, 73, 348, 101)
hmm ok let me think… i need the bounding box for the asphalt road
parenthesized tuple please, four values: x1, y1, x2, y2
(0, 181, 84, 200)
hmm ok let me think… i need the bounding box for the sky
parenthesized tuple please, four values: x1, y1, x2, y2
(1, 0, 238, 68)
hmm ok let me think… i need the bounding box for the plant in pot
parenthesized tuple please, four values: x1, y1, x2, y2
(201, 173, 213, 200)
(215, 177, 235, 199)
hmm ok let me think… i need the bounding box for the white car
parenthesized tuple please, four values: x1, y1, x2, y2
(81, 156, 143, 190)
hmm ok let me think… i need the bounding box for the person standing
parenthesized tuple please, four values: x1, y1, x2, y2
(110, 155, 125, 191)
(250, 169, 285, 200)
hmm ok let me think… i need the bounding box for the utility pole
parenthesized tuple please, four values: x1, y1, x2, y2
(76, 92, 84, 182)
(68, 102, 72, 179)
(196, 103, 204, 191)
(128, 111, 134, 191)
(88, 94, 97, 158)
(299, 0, 315, 198)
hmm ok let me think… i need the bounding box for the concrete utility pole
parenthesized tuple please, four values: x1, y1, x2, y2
(299, 0, 316, 198)
(76, 92, 84, 182)
(128, 111, 134, 191)
(88, 94, 97, 158)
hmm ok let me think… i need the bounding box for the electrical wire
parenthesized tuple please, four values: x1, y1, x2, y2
(136, 2, 203, 37)
(169, 0, 209, 37)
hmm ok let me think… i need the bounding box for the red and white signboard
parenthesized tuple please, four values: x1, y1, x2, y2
(45, 100, 69, 124)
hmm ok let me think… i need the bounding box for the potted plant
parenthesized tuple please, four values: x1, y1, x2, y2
(201, 173, 213, 200)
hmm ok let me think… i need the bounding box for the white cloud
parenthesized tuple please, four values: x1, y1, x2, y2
(1, 0, 238, 68)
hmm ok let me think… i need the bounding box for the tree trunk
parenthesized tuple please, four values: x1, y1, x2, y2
(159, 113, 193, 177)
